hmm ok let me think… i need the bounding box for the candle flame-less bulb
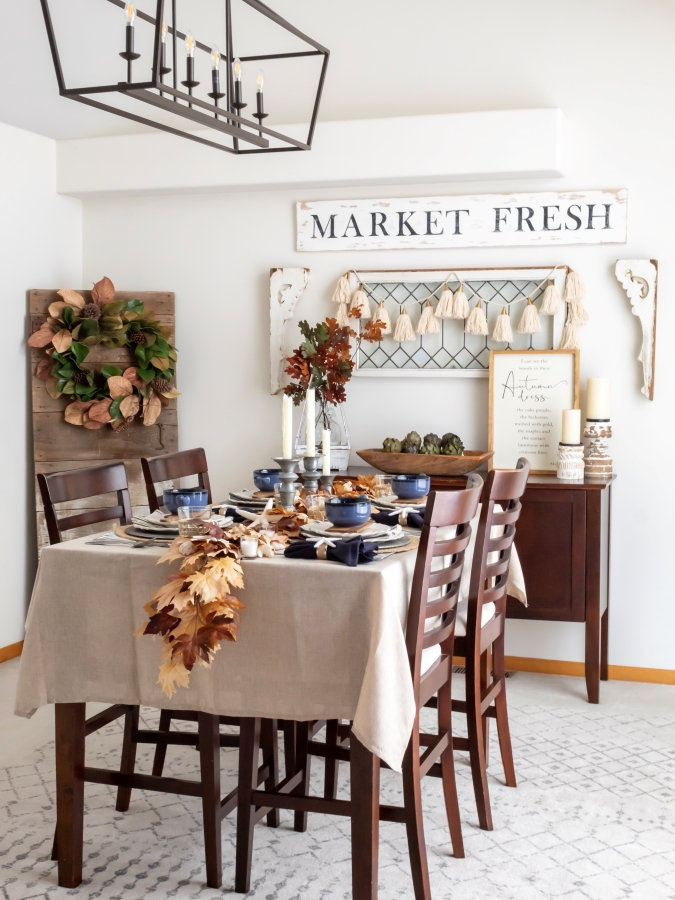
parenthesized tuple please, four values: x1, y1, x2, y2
(211, 45, 220, 70)
(185, 31, 195, 57)
(257, 69, 264, 92)
(233, 58, 242, 81)
(161, 21, 167, 42)
(125, 2, 136, 24)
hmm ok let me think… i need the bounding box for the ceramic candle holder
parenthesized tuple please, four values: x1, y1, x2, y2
(319, 474, 336, 494)
(272, 457, 300, 510)
(584, 419, 613, 478)
(301, 455, 321, 493)
(557, 443, 585, 481)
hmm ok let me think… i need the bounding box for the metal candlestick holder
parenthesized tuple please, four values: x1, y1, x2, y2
(319, 474, 336, 494)
(301, 456, 321, 493)
(557, 443, 585, 481)
(584, 419, 613, 478)
(272, 457, 300, 510)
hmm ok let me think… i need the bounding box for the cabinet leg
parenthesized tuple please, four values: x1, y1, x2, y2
(601, 608, 609, 682)
(585, 609, 600, 704)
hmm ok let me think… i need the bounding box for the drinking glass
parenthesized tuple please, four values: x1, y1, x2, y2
(373, 474, 394, 498)
(305, 493, 326, 520)
(177, 505, 212, 536)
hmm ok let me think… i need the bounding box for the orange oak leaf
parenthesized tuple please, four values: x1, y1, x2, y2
(144, 606, 181, 636)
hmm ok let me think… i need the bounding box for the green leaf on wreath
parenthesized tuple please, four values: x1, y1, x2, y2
(137, 367, 155, 383)
(102, 301, 124, 316)
(143, 332, 156, 347)
(62, 305, 74, 326)
(70, 323, 81, 340)
(101, 365, 123, 378)
(78, 318, 99, 338)
(56, 378, 67, 392)
(70, 341, 89, 364)
(109, 398, 124, 419)
(126, 298, 144, 314)
(135, 346, 147, 365)
(57, 365, 76, 379)
(62, 380, 76, 394)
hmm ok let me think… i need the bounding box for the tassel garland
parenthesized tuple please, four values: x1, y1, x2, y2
(416, 300, 440, 335)
(491, 307, 513, 343)
(560, 268, 589, 348)
(434, 284, 455, 318)
(393, 308, 417, 342)
(349, 285, 371, 319)
(372, 300, 391, 335)
(452, 284, 470, 319)
(332, 273, 351, 305)
(465, 300, 489, 336)
(517, 297, 541, 334)
(564, 269, 586, 301)
(539, 279, 562, 315)
(559, 322, 582, 350)
(566, 300, 589, 326)
(336, 302, 350, 327)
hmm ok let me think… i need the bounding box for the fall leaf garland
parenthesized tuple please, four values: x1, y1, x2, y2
(29, 276, 179, 429)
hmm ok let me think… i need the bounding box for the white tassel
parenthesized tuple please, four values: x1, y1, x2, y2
(517, 297, 541, 334)
(539, 280, 562, 315)
(465, 300, 489, 335)
(434, 285, 454, 318)
(393, 308, 416, 342)
(372, 300, 391, 335)
(349, 286, 371, 319)
(332, 273, 351, 305)
(491, 307, 513, 343)
(566, 299, 589, 326)
(336, 302, 350, 327)
(559, 322, 582, 350)
(416, 300, 440, 335)
(452, 284, 470, 319)
(564, 269, 586, 301)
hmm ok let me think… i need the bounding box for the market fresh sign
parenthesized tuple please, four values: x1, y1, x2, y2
(296, 189, 627, 251)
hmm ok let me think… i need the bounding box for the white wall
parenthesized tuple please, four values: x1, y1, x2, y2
(75, 0, 675, 672)
(0, 122, 82, 648)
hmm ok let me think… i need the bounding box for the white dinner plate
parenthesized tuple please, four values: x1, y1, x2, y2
(300, 521, 400, 541)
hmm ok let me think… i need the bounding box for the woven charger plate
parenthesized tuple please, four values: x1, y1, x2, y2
(115, 525, 175, 542)
(376, 535, 419, 554)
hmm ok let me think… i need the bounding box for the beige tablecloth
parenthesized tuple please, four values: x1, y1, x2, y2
(15, 523, 526, 772)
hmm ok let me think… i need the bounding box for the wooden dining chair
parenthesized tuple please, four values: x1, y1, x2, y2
(448, 457, 530, 832)
(234, 477, 483, 900)
(141, 447, 212, 513)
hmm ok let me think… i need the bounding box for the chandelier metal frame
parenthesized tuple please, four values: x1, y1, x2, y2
(39, 0, 329, 154)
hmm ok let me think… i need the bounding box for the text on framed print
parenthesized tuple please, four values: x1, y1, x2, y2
(296, 190, 627, 251)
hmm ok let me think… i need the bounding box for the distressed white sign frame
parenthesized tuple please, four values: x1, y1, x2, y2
(297, 189, 627, 251)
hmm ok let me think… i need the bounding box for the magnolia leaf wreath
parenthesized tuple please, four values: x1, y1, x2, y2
(29, 276, 179, 430)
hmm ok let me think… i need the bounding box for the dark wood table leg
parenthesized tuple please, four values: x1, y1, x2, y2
(55, 703, 86, 888)
(236, 718, 261, 894)
(585, 598, 600, 704)
(350, 733, 380, 900)
(198, 713, 222, 889)
(601, 608, 609, 682)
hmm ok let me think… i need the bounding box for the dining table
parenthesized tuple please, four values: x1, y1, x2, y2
(15, 508, 526, 898)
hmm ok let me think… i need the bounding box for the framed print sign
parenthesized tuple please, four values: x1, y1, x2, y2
(489, 350, 579, 474)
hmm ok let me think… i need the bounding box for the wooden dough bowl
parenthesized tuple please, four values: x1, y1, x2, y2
(356, 448, 494, 476)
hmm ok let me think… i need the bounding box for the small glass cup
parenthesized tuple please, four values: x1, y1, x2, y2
(260, 524, 277, 539)
(177, 505, 212, 536)
(305, 493, 326, 520)
(273, 482, 282, 505)
(373, 474, 394, 499)
(240, 536, 259, 558)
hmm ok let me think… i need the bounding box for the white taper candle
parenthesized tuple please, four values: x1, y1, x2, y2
(322, 429, 331, 475)
(305, 389, 316, 456)
(282, 394, 293, 459)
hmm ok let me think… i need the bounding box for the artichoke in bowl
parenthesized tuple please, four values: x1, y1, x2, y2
(440, 432, 465, 456)
(382, 437, 402, 453)
(404, 431, 422, 450)
(401, 438, 418, 453)
(420, 441, 441, 455)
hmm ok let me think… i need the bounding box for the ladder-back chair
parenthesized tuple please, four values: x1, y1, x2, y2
(141, 447, 211, 513)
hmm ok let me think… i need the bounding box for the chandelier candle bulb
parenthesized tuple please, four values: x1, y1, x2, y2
(211, 46, 221, 94)
(322, 430, 331, 475)
(159, 21, 170, 76)
(233, 58, 245, 109)
(125, 3, 135, 54)
(184, 32, 198, 89)
(305, 389, 316, 456)
(561, 409, 581, 445)
(587, 378, 610, 420)
(256, 70, 266, 119)
(282, 394, 293, 459)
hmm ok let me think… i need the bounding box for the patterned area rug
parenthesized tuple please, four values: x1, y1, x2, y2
(1, 693, 675, 900)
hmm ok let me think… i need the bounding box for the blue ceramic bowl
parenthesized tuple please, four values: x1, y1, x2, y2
(325, 495, 372, 528)
(163, 488, 209, 514)
(391, 474, 430, 501)
(253, 468, 282, 492)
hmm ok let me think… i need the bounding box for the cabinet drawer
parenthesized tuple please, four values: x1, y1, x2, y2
(507, 488, 586, 622)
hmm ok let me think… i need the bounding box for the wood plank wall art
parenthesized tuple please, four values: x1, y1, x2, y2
(29, 290, 178, 553)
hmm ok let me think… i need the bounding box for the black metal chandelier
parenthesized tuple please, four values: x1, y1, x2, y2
(39, 0, 329, 154)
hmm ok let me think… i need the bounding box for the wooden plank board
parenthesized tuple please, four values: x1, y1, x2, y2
(29, 290, 177, 555)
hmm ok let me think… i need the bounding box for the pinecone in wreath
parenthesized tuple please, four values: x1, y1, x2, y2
(82, 303, 101, 320)
(111, 416, 134, 432)
(73, 371, 88, 385)
(151, 377, 171, 394)
(131, 331, 146, 345)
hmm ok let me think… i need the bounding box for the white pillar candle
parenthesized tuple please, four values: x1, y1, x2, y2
(305, 389, 316, 456)
(561, 409, 581, 444)
(322, 429, 331, 475)
(282, 394, 293, 459)
(586, 378, 610, 419)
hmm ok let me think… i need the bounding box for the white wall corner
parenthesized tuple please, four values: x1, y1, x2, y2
(56, 108, 566, 198)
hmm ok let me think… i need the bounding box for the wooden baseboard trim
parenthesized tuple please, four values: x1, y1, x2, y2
(454, 654, 675, 686)
(0, 641, 23, 664)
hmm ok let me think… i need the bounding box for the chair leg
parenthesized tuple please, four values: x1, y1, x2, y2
(402, 715, 431, 900)
(51, 828, 58, 861)
(293, 721, 311, 833)
(324, 719, 340, 800)
(437, 680, 464, 858)
(480, 650, 490, 768)
(151, 709, 173, 777)
(281, 720, 296, 778)
(260, 718, 280, 828)
(492, 632, 517, 787)
(115, 705, 139, 812)
(466, 656, 493, 831)
(198, 713, 222, 889)
(235, 718, 261, 894)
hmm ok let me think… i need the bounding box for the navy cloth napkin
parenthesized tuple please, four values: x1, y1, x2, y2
(284, 535, 377, 567)
(371, 509, 425, 529)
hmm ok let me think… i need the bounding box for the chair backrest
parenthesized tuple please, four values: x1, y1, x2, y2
(464, 457, 531, 648)
(37, 462, 132, 545)
(141, 448, 211, 512)
(406, 474, 483, 685)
